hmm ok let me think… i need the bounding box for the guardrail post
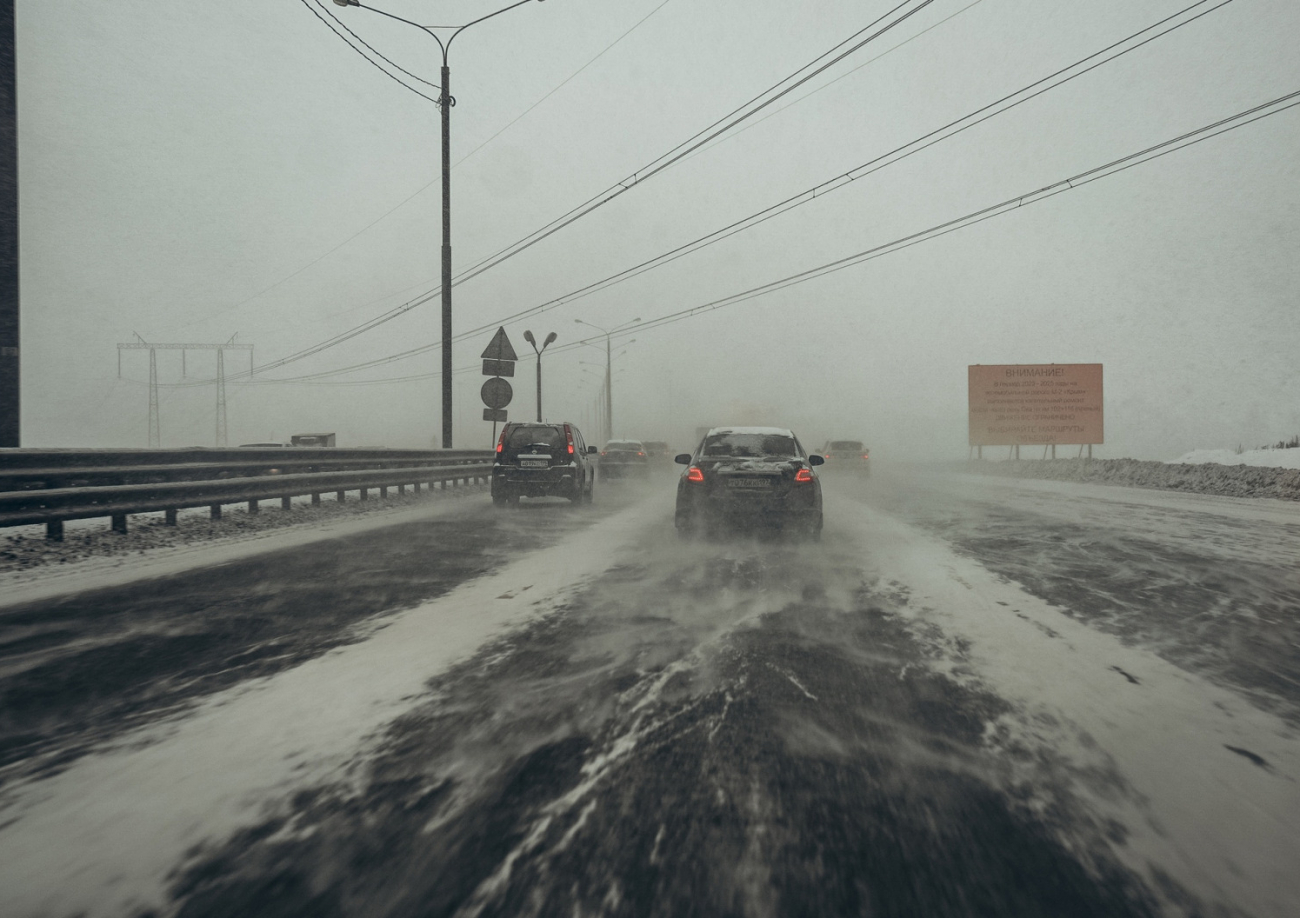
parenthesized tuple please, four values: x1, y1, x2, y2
(311, 493, 321, 505)
(380, 486, 388, 499)
(165, 509, 178, 526)
(46, 520, 63, 541)
(337, 490, 345, 502)
(211, 504, 222, 520)
(440, 480, 447, 491)
(398, 483, 406, 496)
(281, 496, 291, 511)
(111, 514, 127, 534)
(360, 488, 369, 501)
(248, 499, 259, 515)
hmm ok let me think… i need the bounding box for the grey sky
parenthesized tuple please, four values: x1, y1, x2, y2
(15, 0, 1300, 456)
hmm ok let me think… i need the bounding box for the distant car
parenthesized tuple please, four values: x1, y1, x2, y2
(641, 440, 671, 463)
(675, 426, 824, 540)
(819, 439, 871, 476)
(491, 421, 597, 507)
(599, 439, 650, 479)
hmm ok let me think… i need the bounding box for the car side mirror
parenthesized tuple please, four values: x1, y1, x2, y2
(587, 445, 597, 455)
(674, 453, 692, 465)
(808, 454, 825, 466)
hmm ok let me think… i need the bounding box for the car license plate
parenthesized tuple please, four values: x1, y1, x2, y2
(521, 459, 548, 468)
(728, 478, 771, 489)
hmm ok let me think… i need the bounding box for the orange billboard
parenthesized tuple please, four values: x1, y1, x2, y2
(968, 364, 1103, 446)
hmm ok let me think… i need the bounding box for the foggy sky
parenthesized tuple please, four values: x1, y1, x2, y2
(15, 0, 1300, 458)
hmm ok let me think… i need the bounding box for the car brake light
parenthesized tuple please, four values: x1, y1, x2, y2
(795, 468, 813, 482)
(496, 427, 507, 453)
(637, 451, 645, 457)
(863, 452, 870, 459)
(564, 425, 575, 455)
(686, 466, 704, 482)
(601, 451, 607, 457)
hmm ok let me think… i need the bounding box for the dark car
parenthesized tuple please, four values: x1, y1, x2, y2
(819, 439, 871, 476)
(491, 421, 597, 507)
(641, 440, 671, 463)
(674, 427, 824, 539)
(599, 439, 650, 479)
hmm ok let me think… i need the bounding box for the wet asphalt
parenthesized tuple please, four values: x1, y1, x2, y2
(1, 470, 1281, 916)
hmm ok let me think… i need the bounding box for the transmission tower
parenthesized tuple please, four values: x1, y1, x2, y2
(118, 334, 253, 447)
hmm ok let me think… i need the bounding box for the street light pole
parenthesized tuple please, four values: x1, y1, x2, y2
(333, 0, 541, 448)
(523, 330, 556, 422)
(574, 318, 638, 441)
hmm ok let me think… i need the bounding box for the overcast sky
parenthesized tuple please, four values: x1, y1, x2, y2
(15, 0, 1300, 457)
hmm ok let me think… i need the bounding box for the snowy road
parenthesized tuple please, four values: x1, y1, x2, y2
(0, 471, 1296, 917)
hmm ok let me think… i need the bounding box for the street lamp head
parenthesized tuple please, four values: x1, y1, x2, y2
(331, 0, 358, 7)
(523, 330, 536, 345)
(543, 332, 557, 346)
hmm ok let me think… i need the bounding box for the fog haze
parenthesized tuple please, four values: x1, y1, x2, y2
(15, 0, 1300, 457)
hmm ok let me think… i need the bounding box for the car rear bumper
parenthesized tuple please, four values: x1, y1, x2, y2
(492, 467, 578, 497)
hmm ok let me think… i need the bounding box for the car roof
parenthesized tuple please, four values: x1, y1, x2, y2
(705, 426, 795, 437)
(606, 439, 643, 445)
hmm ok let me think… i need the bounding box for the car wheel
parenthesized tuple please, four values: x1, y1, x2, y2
(491, 490, 509, 509)
(584, 478, 595, 504)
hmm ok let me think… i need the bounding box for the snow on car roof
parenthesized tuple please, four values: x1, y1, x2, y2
(706, 426, 795, 436)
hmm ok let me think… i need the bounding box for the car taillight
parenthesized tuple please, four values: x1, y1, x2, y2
(564, 425, 575, 455)
(637, 451, 645, 456)
(601, 451, 607, 456)
(795, 468, 813, 482)
(686, 466, 704, 482)
(496, 428, 507, 453)
(862, 452, 870, 459)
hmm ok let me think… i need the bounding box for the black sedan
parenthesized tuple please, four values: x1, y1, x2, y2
(674, 427, 824, 540)
(599, 439, 650, 480)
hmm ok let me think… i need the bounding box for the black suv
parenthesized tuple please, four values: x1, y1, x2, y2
(674, 426, 824, 539)
(492, 422, 597, 507)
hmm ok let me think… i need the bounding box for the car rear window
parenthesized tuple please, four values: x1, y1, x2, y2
(829, 441, 864, 451)
(702, 433, 797, 458)
(506, 426, 563, 451)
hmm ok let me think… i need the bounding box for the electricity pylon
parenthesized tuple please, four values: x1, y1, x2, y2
(118, 334, 253, 447)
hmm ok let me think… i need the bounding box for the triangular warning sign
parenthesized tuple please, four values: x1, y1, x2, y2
(480, 327, 518, 362)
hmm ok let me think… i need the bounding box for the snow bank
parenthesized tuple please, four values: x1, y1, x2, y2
(1172, 446, 1300, 469)
(961, 457, 1300, 501)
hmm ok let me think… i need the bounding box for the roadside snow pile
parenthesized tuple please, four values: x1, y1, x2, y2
(1171, 447, 1300, 469)
(963, 458, 1300, 501)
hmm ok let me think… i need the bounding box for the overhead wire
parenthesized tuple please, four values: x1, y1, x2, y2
(245, 87, 1300, 386)
(298, 0, 442, 104)
(311, 0, 442, 91)
(243, 0, 1237, 385)
(173, 0, 943, 385)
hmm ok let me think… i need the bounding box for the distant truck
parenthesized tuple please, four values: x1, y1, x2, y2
(290, 432, 336, 447)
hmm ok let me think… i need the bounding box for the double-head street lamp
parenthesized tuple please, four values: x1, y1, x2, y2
(574, 317, 639, 441)
(333, 0, 542, 448)
(522, 330, 557, 421)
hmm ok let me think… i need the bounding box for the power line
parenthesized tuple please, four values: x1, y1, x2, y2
(298, 0, 442, 104)
(250, 86, 1300, 385)
(453, 0, 677, 170)
(197, 0, 941, 382)
(312, 0, 441, 91)
(449, 0, 940, 289)
(249, 0, 1237, 384)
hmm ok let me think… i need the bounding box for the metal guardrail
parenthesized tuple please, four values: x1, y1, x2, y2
(0, 448, 495, 540)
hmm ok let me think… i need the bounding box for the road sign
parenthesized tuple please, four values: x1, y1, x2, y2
(968, 364, 1103, 446)
(482, 358, 514, 377)
(481, 377, 513, 410)
(482, 408, 508, 423)
(480, 327, 518, 363)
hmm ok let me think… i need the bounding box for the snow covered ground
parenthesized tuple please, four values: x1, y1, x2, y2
(1172, 446, 1300, 469)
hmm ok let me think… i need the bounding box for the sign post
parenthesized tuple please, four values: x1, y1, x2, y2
(481, 328, 518, 443)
